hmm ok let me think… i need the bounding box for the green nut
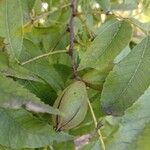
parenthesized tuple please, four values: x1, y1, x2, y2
(53, 81, 88, 131)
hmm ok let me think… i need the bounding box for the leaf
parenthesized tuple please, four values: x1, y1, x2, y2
(0, 145, 33, 150)
(21, 0, 35, 23)
(0, 108, 72, 149)
(82, 63, 114, 90)
(0, 52, 43, 82)
(136, 123, 150, 150)
(24, 62, 71, 92)
(3, 0, 24, 59)
(27, 25, 69, 52)
(48, 52, 71, 67)
(20, 38, 70, 66)
(0, 74, 61, 116)
(111, 4, 137, 11)
(18, 38, 71, 92)
(98, 0, 111, 12)
(125, 0, 139, 6)
(106, 87, 150, 150)
(17, 79, 57, 105)
(80, 140, 102, 150)
(0, 145, 10, 150)
(101, 36, 150, 116)
(0, 37, 4, 50)
(0, 2, 5, 37)
(19, 38, 43, 63)
(53, 140, 75, 150)
(111, 0, 139, 10)
(0, 52, 9, 70)
(33, 0, 43, 15)
(113, 46, 131, 64)
(78, 19, 132, 70)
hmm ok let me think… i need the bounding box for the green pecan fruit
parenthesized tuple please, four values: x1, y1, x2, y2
(53, 81, 88, 131)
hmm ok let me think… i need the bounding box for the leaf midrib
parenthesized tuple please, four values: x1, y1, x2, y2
(5, 0, 23, 57)
(95, 21, 124, 66)
(112, 37, 149, 106)
(0, 109, 51, 137)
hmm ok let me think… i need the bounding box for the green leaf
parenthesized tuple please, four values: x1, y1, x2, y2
(0, 108, 72, 149)
(0, 37, 4, 51)
(0, 74, 61, 116)
(80, 140, 102, 150)
(33, 0, 43, 15)
(3, 0, 24, 59)
(48, 52, 71, 67)
(114, 46, 131, 64)
(82, 63, 114, 90)
(111, 4, 137, 11)
(17, 79, 57, 105)
(0, 52, 42, 82)
(106, 87, 150, 150)
(125, 0, 139, 6)
(101, 36, 150, 116)
(111, 0, 139, 10)
(0, 52, 9, 70)
(28, 25, 69, 52)
(78, 19, 132, 70)
(0, 2, 5, 37)
(24, 62, 71, 92)
(18, 38, 71, 92)
(98, 0, 111, 12)
(0, 145, 10, 150)
(0, 145, 33, 150)
(136, 123, 150, 150)
(19, 38, 43, 63)
(53, 140, 75, 150)
(21, 0, 35, 23)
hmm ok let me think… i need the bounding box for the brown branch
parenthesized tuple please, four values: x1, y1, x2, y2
(68, 0, 80, 80)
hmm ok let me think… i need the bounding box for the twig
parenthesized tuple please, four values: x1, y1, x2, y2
(112, 13, 148, 35)
(21, 26, 68, 65)
(68, 0, 80, 80)
(87, 99, 106, 150)
(24, 3, 71, 28)
(21, 50, 67, 65)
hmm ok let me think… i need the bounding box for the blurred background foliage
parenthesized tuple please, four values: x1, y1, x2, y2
(0, 0, 150, 149)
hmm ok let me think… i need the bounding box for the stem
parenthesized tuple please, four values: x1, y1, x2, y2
(21, 50, 66, 65)
(87, 99, 106, 150)
(68, 0, 79, 80)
